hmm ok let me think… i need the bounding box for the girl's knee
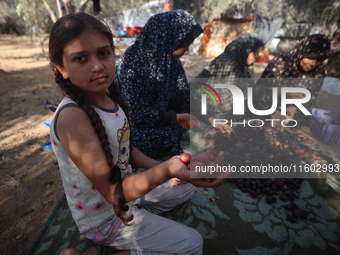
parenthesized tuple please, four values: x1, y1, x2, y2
(189, 229, 203, 254)
(176, 183, 196, 199)
(83, 247, 102, 255)
(59, 247, 103, 255)
(59, 248, 82, 255)
(179, 227, 203, 255)
(186, 183, 196, 197)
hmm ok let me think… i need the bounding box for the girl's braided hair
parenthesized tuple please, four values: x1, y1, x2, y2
(49, 12, 133, 224)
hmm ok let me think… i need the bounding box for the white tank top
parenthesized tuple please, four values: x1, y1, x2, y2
(50, 96, 131, 244)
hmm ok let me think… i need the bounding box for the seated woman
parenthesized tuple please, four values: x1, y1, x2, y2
(114, 10, 203, 158)
(191, 33, 264, 133)
(253, 34, 331, 130)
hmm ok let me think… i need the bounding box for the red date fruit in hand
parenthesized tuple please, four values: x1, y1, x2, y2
(180, 153, 191, 164)
(194, 151, 213, 164)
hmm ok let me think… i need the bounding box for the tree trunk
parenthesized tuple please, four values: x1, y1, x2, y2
(42, 0, 57, 23)
(62, 0, 74, 14)
(79, 0, 91, 12)
(56, 0, 63, 18)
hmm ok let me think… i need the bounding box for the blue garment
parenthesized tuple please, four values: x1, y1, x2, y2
(115, 10, 202, 158)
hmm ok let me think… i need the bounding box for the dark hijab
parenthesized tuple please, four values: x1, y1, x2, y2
(195, 33, 264, 80)
(192, 33, 263, 119)
(114, 10, 203, 158)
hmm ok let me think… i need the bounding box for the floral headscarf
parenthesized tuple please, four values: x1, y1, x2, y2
(196, 33, 264, 80)
(255, 34, 330, 124)
(114, 10, 203, 158)
(261, 34, 330, 79)
(192, 33, 263, 119)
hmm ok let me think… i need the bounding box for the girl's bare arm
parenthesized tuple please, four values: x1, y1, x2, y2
(57, 107, 227, 204)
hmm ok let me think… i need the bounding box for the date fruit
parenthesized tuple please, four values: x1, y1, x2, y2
(180, 153, 191, 164)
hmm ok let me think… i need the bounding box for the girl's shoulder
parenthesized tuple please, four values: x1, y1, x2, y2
(54, 98, 87, 124)
(51, 97, 91, 142)
(54, 97, 84, 118)
(57, 96, 79, 109)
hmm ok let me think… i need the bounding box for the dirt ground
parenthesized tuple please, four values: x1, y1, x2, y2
(0, 35, 65, 255)
(0, 34, 338, 255)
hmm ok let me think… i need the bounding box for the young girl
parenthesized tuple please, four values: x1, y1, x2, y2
(49, 13, 227, 255)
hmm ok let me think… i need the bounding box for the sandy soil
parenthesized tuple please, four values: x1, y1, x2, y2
(0, 35, 65, 255)
(0, 34, 338, 255)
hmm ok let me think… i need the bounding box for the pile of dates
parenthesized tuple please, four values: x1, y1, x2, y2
(202, 125, 337, 222)
(207, 126, 335, 168)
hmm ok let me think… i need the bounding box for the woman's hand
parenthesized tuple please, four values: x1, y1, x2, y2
(286, 92, 306, 99)
(208, 117, 234, 135)
(176, 113, 201, 129)
(271, 106, 298, 132)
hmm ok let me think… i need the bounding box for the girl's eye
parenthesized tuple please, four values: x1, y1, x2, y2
(74, 56, 85, 62)
(99, 51, 110, 57)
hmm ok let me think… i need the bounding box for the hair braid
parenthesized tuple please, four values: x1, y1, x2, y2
(108, 83, 135, 224)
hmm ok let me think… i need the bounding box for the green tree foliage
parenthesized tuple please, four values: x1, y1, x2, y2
(175, 0, 339, 36)
(0, 0, 338, 36)
(0, 0, 152, 35)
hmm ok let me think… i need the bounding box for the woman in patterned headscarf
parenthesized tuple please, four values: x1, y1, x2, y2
(196, 33, 264, 80)
(114, 10, 203, 158)
(192, 33, 264, 133)
(254, 34, 331, 129)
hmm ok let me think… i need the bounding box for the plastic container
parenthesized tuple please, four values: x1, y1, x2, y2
(309, 108, 340, 146)
(126, 26, 143, 35)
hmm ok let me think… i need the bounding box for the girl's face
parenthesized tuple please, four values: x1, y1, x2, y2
(299, 57, 324, 72)
(56, 31, 115, 96)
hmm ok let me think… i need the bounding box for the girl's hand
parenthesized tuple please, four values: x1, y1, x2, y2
(176, 113, 201, 129)
(166, 156, 229, 188)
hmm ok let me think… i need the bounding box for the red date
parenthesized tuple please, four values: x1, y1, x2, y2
(180, 153, 191, 164)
